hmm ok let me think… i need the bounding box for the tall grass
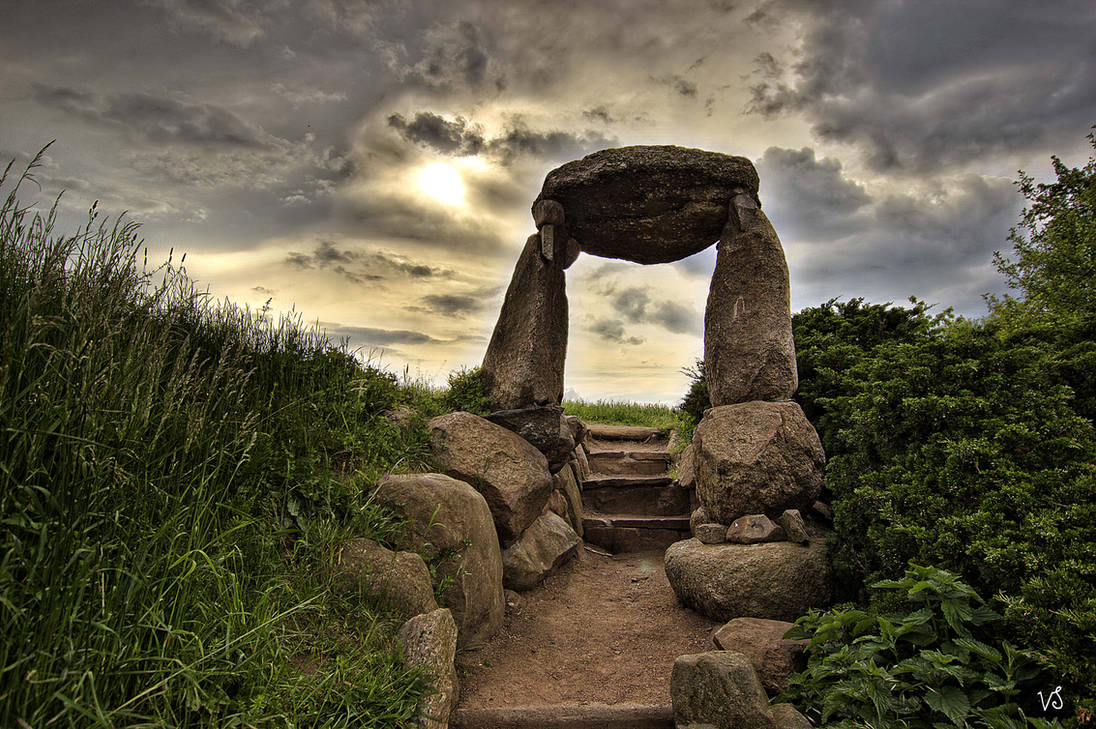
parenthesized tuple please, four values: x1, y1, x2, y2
(561, 399, 688, 432)
(0, 150, 433, 727)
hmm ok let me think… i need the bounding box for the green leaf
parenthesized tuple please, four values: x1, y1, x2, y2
(925, 685, 971, 725)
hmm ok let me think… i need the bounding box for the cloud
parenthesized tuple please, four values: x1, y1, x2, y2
(33, 84, 272, 147)
(332, 325, 445, 346)
(387, 111, 617, 165)
(605, 285, 700, 334)
(284, 240, 451, 281)
(757, 146, 872, 240)
(652, 73, 698, 98)
(587, 318, 645, 346)
(418, 293, 484, 316)
(150, 0, 266, 46)
(747, 0, 1096, 172)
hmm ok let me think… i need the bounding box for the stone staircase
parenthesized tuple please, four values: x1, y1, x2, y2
(580, 424, 693, 553)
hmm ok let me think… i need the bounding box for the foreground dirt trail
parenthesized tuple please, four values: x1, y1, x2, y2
(457, 548, 719, 707)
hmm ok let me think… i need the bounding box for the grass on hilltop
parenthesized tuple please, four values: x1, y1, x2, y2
(0, 149, 452, 728)
(562, 398, 691, 435)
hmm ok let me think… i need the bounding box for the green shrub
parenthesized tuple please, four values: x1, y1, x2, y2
(679, 358, 709, 424)
(442, 365, 492, 415)
(782, 564, 1062, 728)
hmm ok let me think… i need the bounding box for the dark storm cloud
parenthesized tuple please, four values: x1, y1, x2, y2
(587, 318, 645, 346)
(583, 106, 616, 124)
(331, 326, 444, 346)
(339, 194, 507, 254)
(757, 146, 871, 240)
(33, 84, 271, 147)
(606, 285, 700, 335)
(748, 0, 1096, 171)
(387, 111, 617, 165)
(400, 20, 503, 92)
(284, 240, 449, 281)
(418, 294, 483, 316)
(652, 74, 698, 98)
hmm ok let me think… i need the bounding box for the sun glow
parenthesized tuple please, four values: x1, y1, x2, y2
(417, 162, 465, 206)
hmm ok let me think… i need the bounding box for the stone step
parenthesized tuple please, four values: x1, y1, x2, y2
(451, 704, 673, 729)
(585, 424, 666, 442)
(582, 481, 691, 516)
(586, 450, 671, 476)
(583, 475, 674, 490)
(582, 514, 692, 554)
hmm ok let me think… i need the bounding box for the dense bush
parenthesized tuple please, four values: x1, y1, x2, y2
(442, 365, 492, 415)
(783, 564, 1060, 728)
(0, 151, 434, 727)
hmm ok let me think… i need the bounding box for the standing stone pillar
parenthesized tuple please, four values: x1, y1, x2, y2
(703, 190, 797, 405)
(481, 229, 568, 411)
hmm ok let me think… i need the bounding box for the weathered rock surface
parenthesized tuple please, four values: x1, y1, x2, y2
(726, 514, 785, 544)
(771, 703, 813, 729)
(693, 401, 825, 523)
(334, 538, 437, 621)
(664, 538, 832, 622)
(573, 444, 591, 483)
(398, 608, 459, 729)
(690, 506, 711, 537)
(486, 405, 575, 474)
(811, 500, 834, 523)
(501, 512, 581, 590)
(712, 618, 808, 696)
(677, 443, 696, 488)
(537, 146, 759, 265)
(373, 473, 504, 648)
(481, 233, 567, 410)
(554, 463, 584, 536)
(777, 509, 810, 545)
(704, 191, 797, 405)
(532, 198, 566, 228)
(428, 411, 553, 543)
(695, 522, 727, 544)
(671, 651, 775, 729)
(563, 415, 588, 445)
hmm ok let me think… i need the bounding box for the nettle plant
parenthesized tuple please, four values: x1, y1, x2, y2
(781, 564, 1063, 729)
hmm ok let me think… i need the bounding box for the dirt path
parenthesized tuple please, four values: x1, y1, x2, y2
(457, 547, 718, 708)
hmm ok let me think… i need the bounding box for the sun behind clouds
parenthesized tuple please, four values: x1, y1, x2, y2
(417, 161, 466, 206)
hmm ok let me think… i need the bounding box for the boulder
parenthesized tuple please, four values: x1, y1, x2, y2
(677, 443, 696, 488)
(704, 191, 797, 405)
(398, 608, 458, 729)
(536, 146, 759, 265)
(554, 463, 584, 536)
(428, 411, 553, 543)
(562, 237, 581, 268)
(481, 233, 568, 410)
(712, 618, 808, 696)
(692, 401, 824, 523)
(664, 538, 832, 622)
(334, 538, 437, 621)
(695, 522, 727, 544)
(811, 500, 834, 522)
(671, 651, 776, 729)
(373, 473, 504, 649)
(777, 509, 810, 545)
(501, 512, 581, 590)
(486, 405, 575, 474)
(532, 198, 566, 227)
(770, 703, 812, 729)
(547, 489, 569, 521)
(726, 514, 785, 544)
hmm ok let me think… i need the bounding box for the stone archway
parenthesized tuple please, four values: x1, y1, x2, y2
(481, 145, 798, 411)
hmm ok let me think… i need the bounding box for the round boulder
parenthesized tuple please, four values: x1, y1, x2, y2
(535, 146, 759, 264)
(693, 401, 824, 523)
(664, 538, 832, 622)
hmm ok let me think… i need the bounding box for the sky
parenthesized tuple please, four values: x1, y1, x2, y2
(2, 0, 1095, 403)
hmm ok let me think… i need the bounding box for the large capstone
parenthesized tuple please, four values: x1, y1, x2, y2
(705, 191, 797, 405)
(693, 401, 824, 524)
(372, 473, 504, 649)
(536, 146, 759, 264)
(481, 233, 568, 410)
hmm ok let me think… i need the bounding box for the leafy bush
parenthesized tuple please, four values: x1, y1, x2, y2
(442, 365, 492, 415)
(679, 358, 709, 423)
(783, 565, 1062, 728)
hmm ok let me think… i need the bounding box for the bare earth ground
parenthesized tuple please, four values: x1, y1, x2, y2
(457, 548, 719, 708)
